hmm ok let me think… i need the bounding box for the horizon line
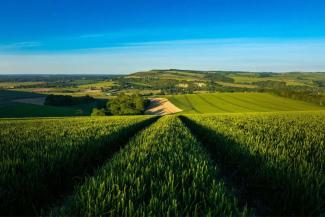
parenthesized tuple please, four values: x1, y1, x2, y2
(1, 69, 325, 76)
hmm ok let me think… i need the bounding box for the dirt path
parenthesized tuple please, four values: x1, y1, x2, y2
(145, 98, 182, 115)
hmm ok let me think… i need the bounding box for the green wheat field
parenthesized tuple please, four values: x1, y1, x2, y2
(1, 93, 325, 216)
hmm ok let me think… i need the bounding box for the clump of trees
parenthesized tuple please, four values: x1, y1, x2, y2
(91, 108, 106, 116)
(204, 73, 234, 83)
(273, 89, 325, 106)
(92, 93, 149, 116)
(45, 94, 95, 106)
(253, 80, 286, 88)
(313, 80, 325, 87)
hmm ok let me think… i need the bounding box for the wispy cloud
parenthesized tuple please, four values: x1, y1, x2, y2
(0, 41, 41, 51)
(79, 33, 106, 39)
(1, 38, 325, 74)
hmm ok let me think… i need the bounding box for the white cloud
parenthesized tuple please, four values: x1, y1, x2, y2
(0, 38, 325, 74)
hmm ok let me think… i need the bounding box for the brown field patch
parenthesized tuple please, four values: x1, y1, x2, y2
(145, 98, 182, 115)
(32, 88, 51, 93)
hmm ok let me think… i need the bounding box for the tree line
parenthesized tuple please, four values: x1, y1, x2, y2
(272, 89, 325, 106)
(92, 93, 149, 116)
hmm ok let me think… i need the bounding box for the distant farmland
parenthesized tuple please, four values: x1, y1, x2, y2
(167, 93, 323, 113)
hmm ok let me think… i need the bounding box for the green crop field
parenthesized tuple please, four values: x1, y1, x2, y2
(0, 103, 93, 118)
(0, 90, 100, 118)
(181, 111, 325, 216)
(0, 90, 44, 105)
(167, 93, 324, 113)
(52, 116, 249, 216)
(0, 82, 46, 89)
(78, 81, 118, 89)
(0, 116, 155, 215)
(1, 109, 324, 216)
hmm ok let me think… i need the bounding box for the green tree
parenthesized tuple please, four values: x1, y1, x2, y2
(91, 108, 106, 116)
(107, 93, 146, 115)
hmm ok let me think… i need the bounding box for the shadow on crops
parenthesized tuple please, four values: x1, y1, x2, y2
(1, 116, 159, 216)
(180, 116, 322, 216)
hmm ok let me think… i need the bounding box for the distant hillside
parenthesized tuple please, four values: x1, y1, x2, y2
(2, 70, 325, 98)
(127, 69, 325, 89)
(127, 69, 235, 82)
(167, 92, 323, 114)
(129, 69, 249, 75)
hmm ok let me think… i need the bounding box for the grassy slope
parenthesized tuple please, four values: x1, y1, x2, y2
(167, 93, 323, 114)
(0, 89, 98, 118)
(0, 89, 44, 105)
(127, 70, 325, 91)
(0, 82, 46, 88)
(0, 103, 94, 118)
(128, 70, 206, 81)
(216, 81, 257, 88)
(228, 72, 325, 87)
(78, 81, 118, 89)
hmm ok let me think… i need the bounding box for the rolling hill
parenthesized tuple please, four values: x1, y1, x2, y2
(167, 92, 323, 113)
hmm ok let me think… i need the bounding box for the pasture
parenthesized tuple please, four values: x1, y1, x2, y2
(167, 92, 323, 113)
(0, 90, 98, 118)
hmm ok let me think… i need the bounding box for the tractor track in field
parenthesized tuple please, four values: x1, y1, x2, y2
(209, 94, 254, 112)
(49, 117, 160, 210)
(196, 94, 230, 112)
(228, 95, 273, 111)
(180, 116, 270, 216)
(185, 95, 202, 113)
(1, 117, 159, 216)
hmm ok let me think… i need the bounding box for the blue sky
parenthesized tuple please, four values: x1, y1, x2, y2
(0, 0, 325, 73)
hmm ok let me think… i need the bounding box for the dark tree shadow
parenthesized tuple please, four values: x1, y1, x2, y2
(180, 116, 323, 216)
